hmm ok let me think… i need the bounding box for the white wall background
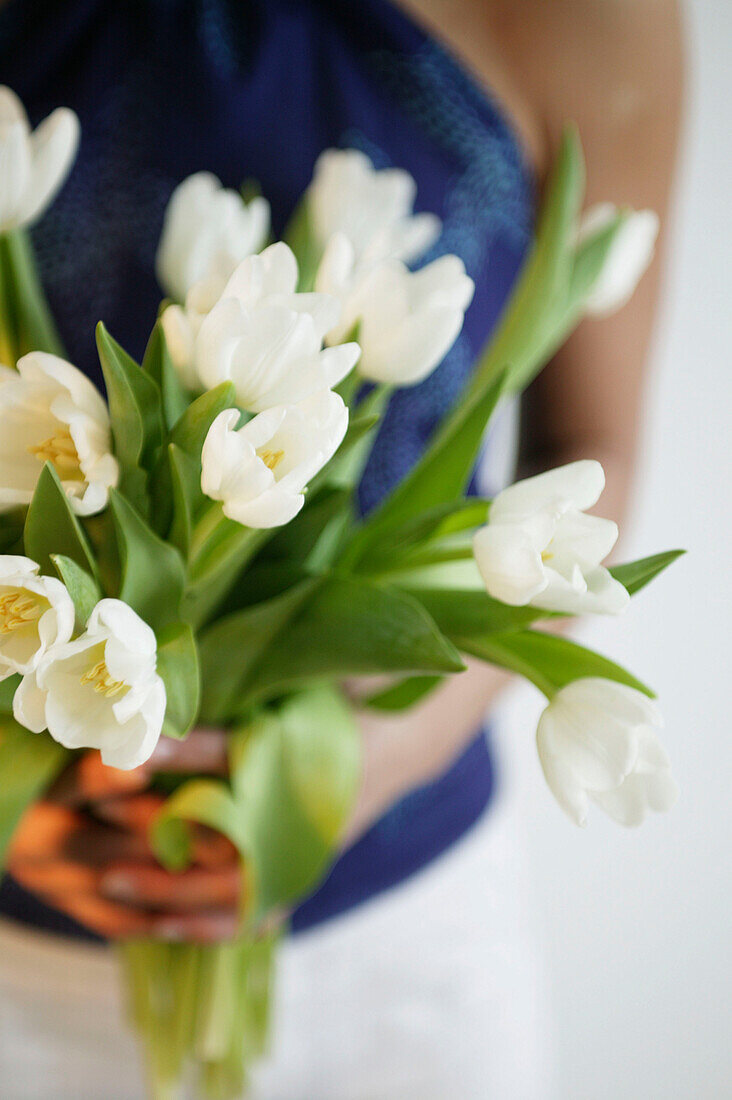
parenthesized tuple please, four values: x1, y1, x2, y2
(494, 2, 732, 1096)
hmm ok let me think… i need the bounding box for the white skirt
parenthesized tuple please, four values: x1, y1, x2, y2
(0, 805, 554, 1100)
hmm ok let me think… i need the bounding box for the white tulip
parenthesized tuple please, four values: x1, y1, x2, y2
(309, 149, 440, 267)
(473, 460, 629, 614)
(536, 678, 678, 827)
(0, 556, 74, 682)
(578, 203, 659, 317)
(14, 598, 166, 770)
(0, 86, 80, 232)
(193, 242, 359, 410)
(156, 171, 270, 303)
(201, 390, 348, 528)
(316, 233, 474, 385)
(0, 353, 118, 516)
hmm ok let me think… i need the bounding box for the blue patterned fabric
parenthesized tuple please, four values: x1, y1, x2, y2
(0, 0, 534, 937)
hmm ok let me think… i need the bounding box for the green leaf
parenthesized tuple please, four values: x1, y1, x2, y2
(151, 685, 361, 918)
(0, 719, 69, 869)
(461, 629, 654, 699)
(142, 321, 190, 430)
(364, 675, 443, 711)
(237, 575, 465, 709)
(170, 382, 238, 460)
(198, 578, 320, 724)
(24, 463, 98, 580)
(51, 554, 101, 627)
(357, 499, 490, 574)
(402, 585, 545, 639)
(108, 489, 185, 630)
(229, 686, 361, 914)
(346, 374, 505, 570)
(609, 550, 685, 597)
(167, 444, 203, 556)
(96, 323, 165, 509)
(156, 622, 201, 739)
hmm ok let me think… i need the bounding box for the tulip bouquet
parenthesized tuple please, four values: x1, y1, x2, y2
(0, 85, 681, 1099)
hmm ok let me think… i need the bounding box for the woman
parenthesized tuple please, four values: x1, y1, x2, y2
(0, 0, 683, 1096)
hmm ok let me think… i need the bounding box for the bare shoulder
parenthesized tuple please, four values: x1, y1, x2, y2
(395, 0, 685, 184)
(490, 0, 685, 168)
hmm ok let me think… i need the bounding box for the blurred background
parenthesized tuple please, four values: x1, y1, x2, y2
(493, 1, 731, 1095)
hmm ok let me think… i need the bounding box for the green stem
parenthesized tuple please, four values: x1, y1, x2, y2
(118, 933, 278, 1100)
(0, 230, 65, 360)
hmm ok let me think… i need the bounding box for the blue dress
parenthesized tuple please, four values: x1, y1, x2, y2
(0, 0, 534, 936)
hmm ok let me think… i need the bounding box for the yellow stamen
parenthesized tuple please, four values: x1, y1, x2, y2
(0, 591, 42, 635)
(80, 659, 127, 698)
(28, 427, 83, 479)
(259, 448, 285, 472)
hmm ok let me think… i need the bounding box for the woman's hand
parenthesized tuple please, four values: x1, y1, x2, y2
(7, 660, 508, 941)
(7, 729, 242, 942)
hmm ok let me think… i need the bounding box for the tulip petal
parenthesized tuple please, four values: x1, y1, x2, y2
(491, 461, 606, 523)
(536, 719, 590, 826)
(13, 672, 47, 733)
(581, 206, 659, 316)
(473, 523, 548, 606)
(0, 120, 30, 227)
(550, 512, 619, 570)
(20, 107, 80, 227)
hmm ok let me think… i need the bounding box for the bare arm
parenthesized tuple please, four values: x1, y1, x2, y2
(349, 0, 685, 835)
(512, 0, 685, 523)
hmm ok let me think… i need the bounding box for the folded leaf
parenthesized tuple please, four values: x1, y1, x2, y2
(152, 685, 360, 918)
(51, 554, 101, 628)
(609, 549, 685, 597)
(228, 686, 360, 915)
(156, 622, 201, 739)
(364, 675, 443, 711)
(142, 321, 190, 430)
(461, 629, 654, 699)
(167, 444, 203, 556)
(96, 323, 165, 511)
(170, 381, 238, 461)
(24, 463, 98, 580)
(402, 586, 544, 639)
(109, 489, 185, 631)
